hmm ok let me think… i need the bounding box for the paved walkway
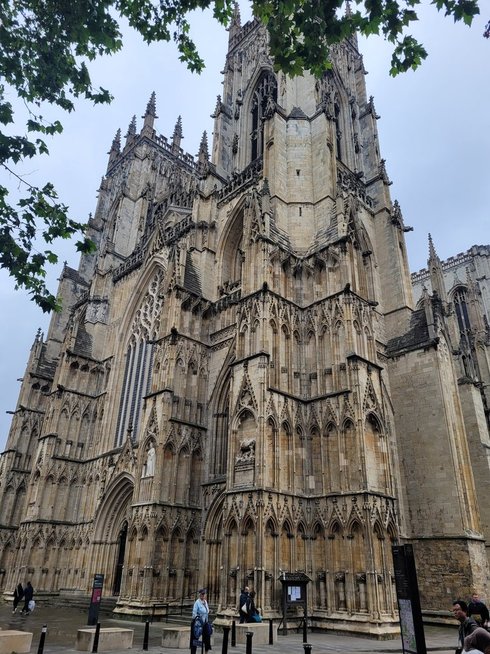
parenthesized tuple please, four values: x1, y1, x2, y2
(1, 602, 460, 654)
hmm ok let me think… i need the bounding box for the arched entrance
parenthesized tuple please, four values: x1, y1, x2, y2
(113, 521, 128, 595)
(92, 473, 134, 596)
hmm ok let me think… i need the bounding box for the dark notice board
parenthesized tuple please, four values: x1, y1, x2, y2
(392, 545, 427, 654)
(88, 573, 104, 626)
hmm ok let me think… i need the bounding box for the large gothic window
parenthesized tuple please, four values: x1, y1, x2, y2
(453, 286, 471, 346)
(250, 72, 277, 162)
(115, 338, 154, 446)
(115, 270, 164, 446)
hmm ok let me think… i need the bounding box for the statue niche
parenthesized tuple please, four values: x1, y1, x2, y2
(233, 409, 256, 486)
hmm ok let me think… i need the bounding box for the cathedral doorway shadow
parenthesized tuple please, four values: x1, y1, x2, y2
(113, 521, 128, 595)
(93, 473, 134, 597)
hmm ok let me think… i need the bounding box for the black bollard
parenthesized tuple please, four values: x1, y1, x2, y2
(37, 624, 48, 654)
(222, 625, 230, 654)
(92, 622, 101, 653)
(245, 631, 253, 654)
(302, 617, 307, 643)
(303, 644, 312, 654)
(268, 618, 273, 645)
(231, 620, 236, 647)
(143, 619, 150, 651)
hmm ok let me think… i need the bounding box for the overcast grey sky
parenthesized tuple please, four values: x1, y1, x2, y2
(0, 4, 489, 450)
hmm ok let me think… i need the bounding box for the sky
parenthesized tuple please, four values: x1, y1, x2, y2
(0, 4, 489, 450)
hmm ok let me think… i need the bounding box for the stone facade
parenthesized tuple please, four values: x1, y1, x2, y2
(1, 14, 489, 635)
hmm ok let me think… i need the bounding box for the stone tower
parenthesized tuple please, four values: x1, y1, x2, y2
(1, 16, 489, 635)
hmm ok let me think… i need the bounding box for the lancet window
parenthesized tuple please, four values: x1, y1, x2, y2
(453, 286, 471, 347)
(115, 338, 154, 446)
(250, 71, 277, 162)
(115, 270, 164, 446)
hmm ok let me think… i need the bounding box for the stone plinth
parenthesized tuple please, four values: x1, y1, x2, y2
(235, 623, 274, 645)
(76, 628, 133, 651)
(161, 626, 190, 648)
(0, 630, 33, 654)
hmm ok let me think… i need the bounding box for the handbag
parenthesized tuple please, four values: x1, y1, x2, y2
(241, 603, 248, 613)
(28, 599, 35, 611)
(204, 622, 213, 637)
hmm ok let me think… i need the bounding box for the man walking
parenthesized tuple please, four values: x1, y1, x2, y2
(453, 599, 479, 654)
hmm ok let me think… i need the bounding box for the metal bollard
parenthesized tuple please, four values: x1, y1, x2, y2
(143, 619, 150, 651)
(222, 625, 230, 654)
(231, 620, 236, 647)
(37, 624, 48, 654)
(302, 617, 307, 643)
(92, 622, 101, 653)
(268, 618, 273, 645)
(246, 631, 253, 654)
(303, 644, 312, 654)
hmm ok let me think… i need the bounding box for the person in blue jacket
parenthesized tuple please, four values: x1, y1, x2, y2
(190, 588, 212, 654)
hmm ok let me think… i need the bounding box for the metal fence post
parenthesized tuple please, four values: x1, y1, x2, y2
(246, 631, 253, 654)
(37, 624, 48, 654)
(222, 625, 230, 654)
(143, 619, 150, 650)
(92, 622, 101, 653)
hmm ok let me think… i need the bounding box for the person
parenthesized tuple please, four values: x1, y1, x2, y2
(20, 581, 34, 615)
(469, 593, 490, 628)
(190, 588, 211, 654)
(464, 627, 490, 653)
(12, 582, 24, 613)
(238, 586, 250, 624)
(246, 591, 261, 623)
(453, 600, 479, 653)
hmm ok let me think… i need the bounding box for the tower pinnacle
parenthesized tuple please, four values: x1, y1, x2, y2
(428, 233, 447, 302)
(172, 116, 183, 153)
(107, 128, 121, 168)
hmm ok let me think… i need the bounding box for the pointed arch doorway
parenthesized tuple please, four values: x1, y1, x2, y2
(93, 473, 134, 598)
(113, 521, 128, 595)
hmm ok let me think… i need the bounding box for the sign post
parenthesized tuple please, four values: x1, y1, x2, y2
(278, 572, 311, 636)
(88, 573, 104, 626)
(392, 545, 427, 654)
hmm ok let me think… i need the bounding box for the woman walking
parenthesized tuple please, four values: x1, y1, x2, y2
(190, 588, 212, 654)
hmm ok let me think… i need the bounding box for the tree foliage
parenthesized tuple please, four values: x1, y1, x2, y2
(0, 0, 482, 310)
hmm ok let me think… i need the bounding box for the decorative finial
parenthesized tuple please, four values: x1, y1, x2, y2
(141, 92, 157, 133)
(125, 115, 137, 140)
(144, 91, 157, 118)
(428, 233, 437, 261)
(110, 128, 121, 153)
(172, 115, 183, 152)
(197, 131, 210, 177)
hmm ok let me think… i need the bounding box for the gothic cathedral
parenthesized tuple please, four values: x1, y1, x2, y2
(1, 11, 490, 635)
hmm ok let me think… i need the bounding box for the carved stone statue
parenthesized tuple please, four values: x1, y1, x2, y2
(143, 443, 156, 477)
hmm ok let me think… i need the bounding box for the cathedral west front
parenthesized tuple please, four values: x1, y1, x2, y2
(1, 9, 490, 636)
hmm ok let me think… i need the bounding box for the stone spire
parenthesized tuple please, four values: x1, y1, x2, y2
(228, 2, 241, 43)
(141, 91, 157, 133)
(124, 115, 137, 148)
(197, 131, 210, 177)
(172, 115, 183, 153)
(107, 128, 121, 168)
(428, 233, 447, 302)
